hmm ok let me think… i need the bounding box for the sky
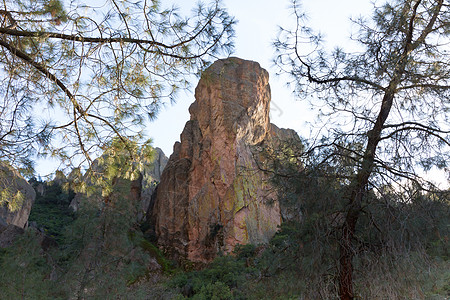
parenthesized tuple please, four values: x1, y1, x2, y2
(38, 0, 374, 175)
(147, 0, 374, 156)
(36, 0, 448, 187)
(145, 0, 448, 188)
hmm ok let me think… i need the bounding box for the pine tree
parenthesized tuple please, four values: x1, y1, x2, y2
(274, 0, 449, 298)
(0, 0, 235, 173)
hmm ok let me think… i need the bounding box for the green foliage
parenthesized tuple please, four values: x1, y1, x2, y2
(28, 202, 74, 243)
(44, 141, 165, 298)
(275, 1, 449, 296)
(138, 238, 174, 274)
(253, 138, 450, 298)
(92, 137, 155, 197)
(43, 0, 67, 22)
(54, 201, 149, 298)
(0, 161, 26, 212)
(0, 188, 24, 212)
(170, 253, 253, 299)
(0, 231, 60, 299)
(0, 0, 235, 173)
(1, 144, 448, 300)
(0, 139, 174, 299)
(194, 281, 233, 300)
(356, 187, 450, 259)
(28, 178, 75, 243)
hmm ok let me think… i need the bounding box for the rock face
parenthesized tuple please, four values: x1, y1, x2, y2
(152, 57, 298, 262)
(149, 148, 169, 180)
(0, 162, 36, 228)
(69, 147, 168, 216)
(0, 222, 24, 248)
(139, 148, 168, 222)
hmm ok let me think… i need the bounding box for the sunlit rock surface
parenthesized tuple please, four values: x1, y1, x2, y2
(151, 57, 299, 262)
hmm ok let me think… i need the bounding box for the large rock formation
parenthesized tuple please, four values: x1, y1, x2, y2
(151, 57, 300, 262)
(0, 162, 36, 228)
(69, 147, 167, 218)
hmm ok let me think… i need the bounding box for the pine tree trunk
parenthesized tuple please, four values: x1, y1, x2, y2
(339, 214, 357, 300)
(326, 1, 441, 298)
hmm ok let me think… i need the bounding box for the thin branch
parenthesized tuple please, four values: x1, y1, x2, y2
(0, 38, 133, 161)
(383, 121, 449, 133)
(379, 126, 450, 146)
(397, 83, 450, 90)
(0, 38, 83, 114)
(0, 9, 231, 54)
(412, 0, 444, 49)
(289, 1, 384, 91)
(86, 113, 134, 159)
(0, 27, 173, 48)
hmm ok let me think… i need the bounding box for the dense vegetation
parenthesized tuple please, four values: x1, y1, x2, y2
(28, 176, 75, 243)
(165, 146, 449, 299)
(0, 147, 448, 299)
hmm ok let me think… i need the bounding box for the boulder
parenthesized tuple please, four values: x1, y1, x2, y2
(151, 57, 300, 262)
(0, 222, 24, 248)
(0, 162, 36, 228)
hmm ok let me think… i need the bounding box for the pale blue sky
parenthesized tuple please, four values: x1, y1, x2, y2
(36, 0, 375, 174)
(35, 0, 448, 187)
(145, 0, 447, 188)
(147, 0, 374, 156)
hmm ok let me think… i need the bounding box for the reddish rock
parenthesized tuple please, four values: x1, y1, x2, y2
(152, 57, 299, 262)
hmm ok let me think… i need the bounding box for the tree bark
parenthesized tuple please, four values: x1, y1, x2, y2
(338, 213, 358, 300)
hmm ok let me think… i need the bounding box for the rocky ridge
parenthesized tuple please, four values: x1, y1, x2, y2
(69, 147, 168, 218)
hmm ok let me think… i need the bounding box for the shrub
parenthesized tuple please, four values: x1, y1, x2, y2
(170, 253, 254, 299)
(0, 231, 61, 299)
